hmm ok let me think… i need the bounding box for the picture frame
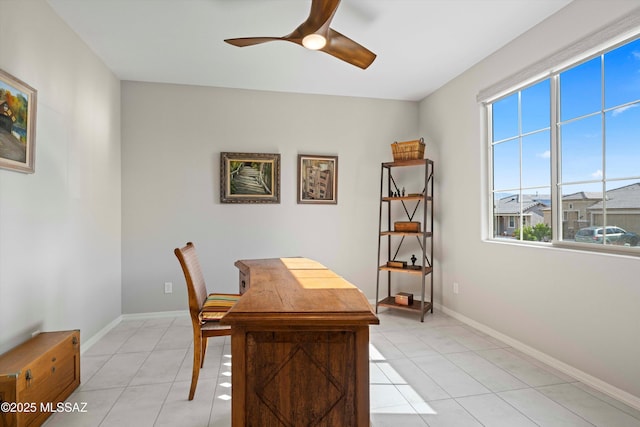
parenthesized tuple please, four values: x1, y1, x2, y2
(220, 152, 280, 203)
(297, 154, 338, 204)
(0, 69, 37, 173)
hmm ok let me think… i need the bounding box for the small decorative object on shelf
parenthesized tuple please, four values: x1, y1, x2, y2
(395, 292, 414, 306)
(411, 254, 417, 266)
(394, 221, 421, 232)
(390, 137, 426, 161)
(402, 187, 405, 197)
(386, 260, 407, 269)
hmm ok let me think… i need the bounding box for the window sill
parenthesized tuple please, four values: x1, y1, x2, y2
(551, 240, 640, 257)
(484, 238, 640, 258)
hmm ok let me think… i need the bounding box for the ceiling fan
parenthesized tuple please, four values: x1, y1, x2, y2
(224, 0, 376, 69)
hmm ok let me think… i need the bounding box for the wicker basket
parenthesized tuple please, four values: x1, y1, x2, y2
(391, 138, 425, 161)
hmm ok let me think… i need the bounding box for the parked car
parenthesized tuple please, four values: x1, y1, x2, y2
(574, 226, 626, 244)
(612, 232, 640, 247)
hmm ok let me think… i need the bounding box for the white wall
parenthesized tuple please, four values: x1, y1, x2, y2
(420, 0, 640, 403)
(121, 81, 418, 313)
(0, 0, 121, 354)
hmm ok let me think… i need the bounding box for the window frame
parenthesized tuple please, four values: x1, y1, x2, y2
(485, 31, 640, 256)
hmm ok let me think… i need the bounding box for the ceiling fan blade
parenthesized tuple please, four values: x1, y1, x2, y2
(321, 29, 376, 69)
(224, 37, 283, 47)
(293, 0, 341, 36)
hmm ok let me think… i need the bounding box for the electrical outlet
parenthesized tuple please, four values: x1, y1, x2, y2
(164, 282, 173, 294)
(453, 282, 459, 294)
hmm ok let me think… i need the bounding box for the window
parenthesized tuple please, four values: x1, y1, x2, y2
(489, 36, 640, 251)
(491, 79, 551, 242)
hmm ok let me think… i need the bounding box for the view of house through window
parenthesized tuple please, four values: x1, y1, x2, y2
(490, 36, 640, 250)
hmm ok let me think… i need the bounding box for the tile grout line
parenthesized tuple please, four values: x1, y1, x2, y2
(101, 319, 172, 427)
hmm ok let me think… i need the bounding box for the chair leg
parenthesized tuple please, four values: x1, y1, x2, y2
(189, 332, 202, 401)
(201, 337, 208, 368)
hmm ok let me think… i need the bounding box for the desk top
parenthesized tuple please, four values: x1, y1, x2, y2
(221, 258, 379, 327)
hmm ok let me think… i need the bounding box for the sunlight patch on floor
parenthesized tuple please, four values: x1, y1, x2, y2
(369, 343, 437, 416)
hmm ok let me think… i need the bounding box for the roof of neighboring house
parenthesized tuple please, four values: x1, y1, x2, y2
(588, 182, 640, 210)
(562, 191, 602, 200)
(509, 184, 640, 212)
(494, 194, 550, 215)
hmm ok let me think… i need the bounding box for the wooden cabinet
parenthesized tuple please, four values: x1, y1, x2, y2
(223, 258, 379, 427)
(376, 159, 434, 321)
(0, 330, 80, 427)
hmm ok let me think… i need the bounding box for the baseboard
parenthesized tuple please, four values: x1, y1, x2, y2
(437, 303, 640, 412)
(81, 315, 122, 355)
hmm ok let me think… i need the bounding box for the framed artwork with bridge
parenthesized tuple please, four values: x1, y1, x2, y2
(0, 69, 37, 174)
(220, 152, 281, 203)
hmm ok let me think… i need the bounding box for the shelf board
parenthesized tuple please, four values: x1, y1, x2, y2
(382, 196, 432, 202)
(377, 296, 432, 314)
(382, 159, 431, 168)
(380, 231, 433, 237)
(379, 265, 432, 275)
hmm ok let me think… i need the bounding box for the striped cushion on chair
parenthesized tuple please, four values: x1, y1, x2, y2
(199, 293, 241, 322)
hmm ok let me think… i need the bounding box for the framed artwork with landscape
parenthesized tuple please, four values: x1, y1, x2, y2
(220, 152, 280, 203)
(0, 69, 37, 174)
(297, 154, 338, 204)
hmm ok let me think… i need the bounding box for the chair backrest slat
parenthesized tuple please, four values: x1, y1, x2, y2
(174, 242, 208, 321)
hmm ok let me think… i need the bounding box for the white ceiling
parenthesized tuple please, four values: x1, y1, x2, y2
(48, 0, 573, 101)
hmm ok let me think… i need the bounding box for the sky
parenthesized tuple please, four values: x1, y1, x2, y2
(0, 80, 27, 99)
(491, 36, 640, 197)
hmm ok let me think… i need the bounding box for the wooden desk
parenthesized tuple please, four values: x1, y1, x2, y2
(222, 258, 379, 427)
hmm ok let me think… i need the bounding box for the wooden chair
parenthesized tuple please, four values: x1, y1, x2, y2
(174, 242, 241, 400)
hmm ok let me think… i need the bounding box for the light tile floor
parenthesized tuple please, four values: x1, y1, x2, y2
(44, 309, 640, 427)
